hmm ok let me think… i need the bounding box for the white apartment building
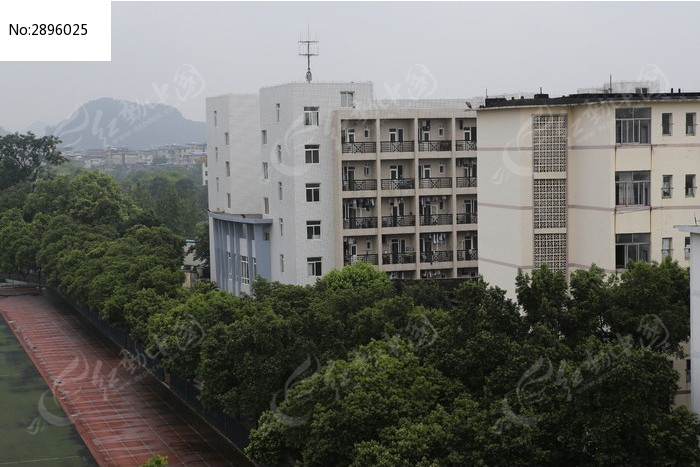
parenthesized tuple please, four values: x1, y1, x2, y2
(206, 82, 480, 294)
(477, 88, 700, 296)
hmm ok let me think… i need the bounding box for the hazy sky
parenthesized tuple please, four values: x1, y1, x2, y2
(1, 1, 698, 131)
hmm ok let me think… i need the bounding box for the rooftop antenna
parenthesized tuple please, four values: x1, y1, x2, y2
(298, 25, 319, 83)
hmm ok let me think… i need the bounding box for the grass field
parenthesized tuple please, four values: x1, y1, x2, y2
(0, 319, 96, 466)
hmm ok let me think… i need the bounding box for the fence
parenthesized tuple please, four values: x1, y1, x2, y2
(39, 286, 251, 451)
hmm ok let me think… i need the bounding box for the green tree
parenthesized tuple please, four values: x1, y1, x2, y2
(189, 220, 210, 264)
(0, 132, 65, 190)
(141, 454, 168, 466)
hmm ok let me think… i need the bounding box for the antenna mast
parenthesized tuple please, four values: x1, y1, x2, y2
(298, 26, 319, 83)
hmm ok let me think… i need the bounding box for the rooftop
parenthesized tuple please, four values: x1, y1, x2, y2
(480, 91, 700, 110)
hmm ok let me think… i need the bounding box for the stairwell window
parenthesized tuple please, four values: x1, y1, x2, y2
(263, 197, 269, 214)
(278, 182, 283, 200)
(615, 171, 650, 206)
(226, 193, 231, 209)
(276, 103, 280, 122)
(225, 161, 230, 176)
(662, 237, 672, 259)
(262, 162, 269, 180)
(615, 108, 650, 144)
(686, 237, 691, 260)
(262, 130, 267, 144)
(304, 107, 319, 126)
(225, 132, 230, 145)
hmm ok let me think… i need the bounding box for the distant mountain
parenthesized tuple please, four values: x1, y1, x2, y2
(46, 98, 205, 149)
(0, 127, 7, 136)
(25, 121, 48, 136)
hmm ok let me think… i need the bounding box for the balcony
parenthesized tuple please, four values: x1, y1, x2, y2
(456, 212, 478, 224)
(456, 140, 477, 151)
(344, 253, 379, 265)
(420, 213, 453, 226)
(342, 142, 376, 154)
(420, 250, 453, 263)
(382, 215, 416, 228)
(383, 252, 416, 265)
(456, 177, 477, 188)
(343, 216, 378, 229)
(342, 179, 378, 191)
(419, 177, 452, 189)
(457, 249, 478, 261)
(381, 178, 415, 190)
(380, 141, 415, 153)
(418, 140, 451, 152)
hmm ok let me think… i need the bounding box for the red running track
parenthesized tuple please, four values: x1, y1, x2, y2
(0, 290, 253, 467)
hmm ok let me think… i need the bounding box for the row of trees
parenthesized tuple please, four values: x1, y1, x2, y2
(1, 133, 699, 465)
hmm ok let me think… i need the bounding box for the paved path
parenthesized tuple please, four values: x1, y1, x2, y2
(0, 290, 253, 467)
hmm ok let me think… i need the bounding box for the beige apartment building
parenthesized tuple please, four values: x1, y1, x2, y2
(477, 88, 700, 297)
(332, 104, 478, 279)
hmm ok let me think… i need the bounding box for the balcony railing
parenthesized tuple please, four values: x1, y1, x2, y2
(419, 177, 452, 189)
(381, 178, 415, 190)
(344, 253, 379, 265)
(382, 215, 416, 228)
(342, 179, 378, 191)
(343, 216, 378, 229)
(383, 252, 416, 264)
(456, 140, 477, 151)
(380, 141, 415, 152)
(420, 250, 453, 263)
(456, 212, 478, 224)
(457, 249, 478, 261)
(456, 176, 477, 188)
(420, 213, 453, 226)
(419, 140, 451, 152)
(342, 142, 376, 153)
(615, 180, 650, 206)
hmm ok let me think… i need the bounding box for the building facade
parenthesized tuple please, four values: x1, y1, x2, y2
(477, 90, 700, 296)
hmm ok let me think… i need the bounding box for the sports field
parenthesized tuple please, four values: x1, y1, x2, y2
(0, 318, 96, 466)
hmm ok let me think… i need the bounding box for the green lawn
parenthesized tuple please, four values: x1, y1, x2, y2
(0, 319, 96, 466)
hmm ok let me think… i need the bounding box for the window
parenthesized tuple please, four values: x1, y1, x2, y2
(225, 161, 230, 176)
(262, 130, 267, 144)
(263, 197, 269, 214)
(686, 174, 696, 197)
(439, 162, 445, 174)
(264, 231, 270, 241)
(216, 177, 219, 192)
(279, 218, 283, 236)
(686, 237, 691, 260)
(662, 237, 672, 259)
(366, 240, 372, 249)
(307, 257, 322, 276)
(277, 145, 282, 163)
(305, 145, 320, 164)
(215, 147, 218, 162)
(276, 103, 280, 122)
(304, 107, 319, 126)
(687, 113, 697, 135)
(305, 183, 320, 202)
(253, 258, 257, 279)
(662, 113, 672, 135)
(226, 193, 231, 209)
(278, 182, 283, 200)
(662, 175, 672, 199)
(364, 164, 370, 176)
(306, 220, 321, 239)
(438, 125, 444, 136)
(615, 108, 651, 144)
(225, 132, 230, 145)
(262, 162, 269, 180)
(364, 127, 370, 138)
(615, 233, 650, 269)
(240, 225, 247, 239)
(340, 91, 354, 108)
(280, 254, 285, 273)
(241, 256, 249, 284)
(615, 171, 650, 206)
(687, 359, 692, 383)
(213, 110, 217, 126)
